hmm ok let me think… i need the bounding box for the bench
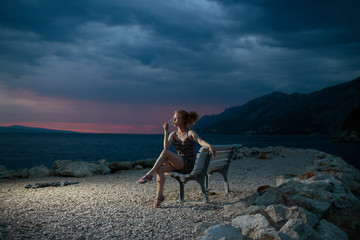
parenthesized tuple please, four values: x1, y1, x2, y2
(166, 144, 241, 203)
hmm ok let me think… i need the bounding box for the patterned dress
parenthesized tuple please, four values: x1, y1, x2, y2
(173, 131, 196, 174)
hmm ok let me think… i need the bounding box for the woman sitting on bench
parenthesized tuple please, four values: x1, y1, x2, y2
(137, 110, 216, 208)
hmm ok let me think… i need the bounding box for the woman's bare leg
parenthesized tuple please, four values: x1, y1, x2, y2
(146, 149, 184, 177)
(156, 163, 176, 198)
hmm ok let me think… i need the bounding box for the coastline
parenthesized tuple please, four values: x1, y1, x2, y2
(1, 146, 359, 239)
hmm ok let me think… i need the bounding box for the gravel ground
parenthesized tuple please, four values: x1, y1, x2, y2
(0, 147, 318, 239)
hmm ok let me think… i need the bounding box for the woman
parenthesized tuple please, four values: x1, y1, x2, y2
(137, 110, 216, 208)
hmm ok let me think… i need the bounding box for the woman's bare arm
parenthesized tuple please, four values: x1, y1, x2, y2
(163, 123, 175, 149)
(189, 130, 216, 157)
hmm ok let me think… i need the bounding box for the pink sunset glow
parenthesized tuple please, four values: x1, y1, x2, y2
(0, 86, 225, 133)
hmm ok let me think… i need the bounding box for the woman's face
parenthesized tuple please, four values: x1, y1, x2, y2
(173, 113, 184, 127)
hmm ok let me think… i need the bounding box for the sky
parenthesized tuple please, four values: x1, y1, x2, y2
(0, 0, 359, 133)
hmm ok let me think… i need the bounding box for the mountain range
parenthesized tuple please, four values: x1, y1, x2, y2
(195, 77, 360, 138)
(0, 125, 77, 133)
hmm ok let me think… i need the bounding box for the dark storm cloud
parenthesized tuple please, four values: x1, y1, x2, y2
(0, 0, 359, 108)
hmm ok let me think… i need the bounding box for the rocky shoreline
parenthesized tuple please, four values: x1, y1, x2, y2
(1, 146, 359, 239)
(0, 158, 157, 179)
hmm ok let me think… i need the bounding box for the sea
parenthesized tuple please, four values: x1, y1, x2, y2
(0, 133, 359, 171)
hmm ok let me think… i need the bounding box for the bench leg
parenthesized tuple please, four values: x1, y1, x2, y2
(196, 177, 209, 203)
(205, 174, 209, 191)
(223, 173, 230, 193)
(218, 168, 230, 193)
(179, 181, 185, 202)
(174, 178, 185, 202)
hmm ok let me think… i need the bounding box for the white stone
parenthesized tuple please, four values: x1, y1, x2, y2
(232, 213, 273, 239)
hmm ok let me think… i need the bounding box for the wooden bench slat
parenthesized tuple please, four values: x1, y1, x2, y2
(208, 159, 229, 169)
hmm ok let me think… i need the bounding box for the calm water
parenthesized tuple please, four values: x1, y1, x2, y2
(0, 133, 359, 170)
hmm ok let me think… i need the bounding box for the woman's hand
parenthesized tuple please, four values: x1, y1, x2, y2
(163, 122, 169, 132)
(209, 145, 216, 157)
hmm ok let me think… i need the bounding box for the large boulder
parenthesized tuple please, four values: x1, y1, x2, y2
(29, 165, 50, 178)
(232, 213, 273, 239)
(134, 158, 155, 168)
(0, 169, 15, 179)
(315, 219, 349, 240)
(109, 161, 133, 172)
(265, 204, 318, 230)
(200, 224, 243, 240)
(285, 194, 331, 218)
(255, 187, 285, 206)
(13, 168, 30, 179)
(279, 219, 320, 240)
(53, 159, 110, 177)
(326, 207, 360, 240)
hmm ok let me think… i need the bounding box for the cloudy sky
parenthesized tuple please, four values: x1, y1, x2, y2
(0, 0, 359, 133)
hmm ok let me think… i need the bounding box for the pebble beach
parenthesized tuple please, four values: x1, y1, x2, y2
(0, 148, 333, 239)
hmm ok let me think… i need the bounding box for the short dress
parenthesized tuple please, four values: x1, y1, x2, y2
(173, 131, 196, 174)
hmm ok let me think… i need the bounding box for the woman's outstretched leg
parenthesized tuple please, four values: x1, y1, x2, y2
(148, 150, 183, 175)
(137, 149, 183, 184)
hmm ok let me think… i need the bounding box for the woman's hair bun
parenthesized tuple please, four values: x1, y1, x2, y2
(188, 111, 199, 125)
(175, 110, 199, 126)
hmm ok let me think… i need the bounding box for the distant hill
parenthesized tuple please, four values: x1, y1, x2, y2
(195, 77, 360, 138)
(0, 125, 77, 133)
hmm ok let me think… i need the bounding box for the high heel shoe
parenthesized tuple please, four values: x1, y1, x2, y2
(153, 196, 165, 208)
(137, 174, 153, 184)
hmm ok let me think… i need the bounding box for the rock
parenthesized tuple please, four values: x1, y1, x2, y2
(0, 170, 15, 179)
(202, 224, 243, 240)
(333, 172, 360, 197)
(239, 205, 266, 216)
(326, 206, 360, 240)
(232, 213, 273, 239)
(134, 158, 155, 168)
(279, 180, 308, 195)
(265, 205, 318, 230)
(13, 168, 30, 179)
(223, 201, 247, 213)
(315, 152, 326, 159)
(315, 219, 349, 240)
(285, 194, 331, 218)
(89, 159, 110, 174)
(29, 165, 50, 178)
(253, 231, 293, 240)
(109, 161, 133, 172)
(239, 147, 251, 157)
(25, 181, 79, 189)
(250, 147, 260, 156)
(257, 185, 271, 194)
(279, 219, 319, 240)
(53, 160, 110, 177)
(276, 175, 296, 187)
(255, 187, 285, 206)
(135, 165, 143, 170)
(193, 222, 217, 235)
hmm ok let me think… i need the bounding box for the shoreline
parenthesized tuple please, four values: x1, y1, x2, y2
(1, 146, 359, 239)
(1, 134, 359, 172)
